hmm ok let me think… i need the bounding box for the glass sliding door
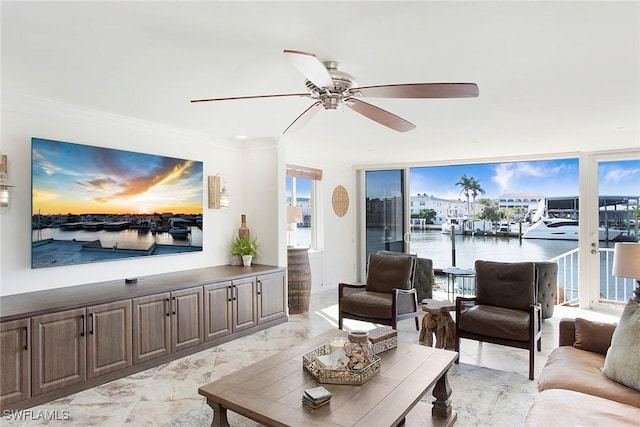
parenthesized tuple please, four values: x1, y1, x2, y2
(365, 170, 406, 260)
(595, 157, 640, 305)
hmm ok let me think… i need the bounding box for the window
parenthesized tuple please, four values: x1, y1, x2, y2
(286, 164, 322, 249)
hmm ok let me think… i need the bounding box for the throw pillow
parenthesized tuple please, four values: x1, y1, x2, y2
(574, 317, 617, 354)
(602, 299, 640, 392)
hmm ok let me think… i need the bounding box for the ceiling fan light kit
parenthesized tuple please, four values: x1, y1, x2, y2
(191, 49, 478, 134)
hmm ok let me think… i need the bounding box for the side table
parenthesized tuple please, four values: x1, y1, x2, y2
(419, 299, 456, 349)
(442, 267, 475, 301)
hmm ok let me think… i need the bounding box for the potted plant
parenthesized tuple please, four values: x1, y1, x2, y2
(230, 235, 259, 266)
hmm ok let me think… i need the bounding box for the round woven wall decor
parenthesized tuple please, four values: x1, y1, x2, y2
(332, 185, 349, 217)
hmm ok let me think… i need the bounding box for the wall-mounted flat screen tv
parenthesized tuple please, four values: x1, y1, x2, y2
(31, 137, 203, 268)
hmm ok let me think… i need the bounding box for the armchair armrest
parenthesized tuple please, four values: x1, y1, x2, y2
(455, 296, 477, 316)
(393, 288, 418, 315)
(339, 282, 366, 299)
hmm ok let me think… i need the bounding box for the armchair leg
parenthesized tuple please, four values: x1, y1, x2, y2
(414, 316, 419, 331)
(338, 313, 343, 330)
(529, 347, 535, 380)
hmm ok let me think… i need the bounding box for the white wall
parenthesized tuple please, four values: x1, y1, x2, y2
(0, 95, 359, 300)
(0, 95, 280, 296)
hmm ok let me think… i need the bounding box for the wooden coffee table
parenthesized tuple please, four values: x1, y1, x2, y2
(198, 329, 457, 427)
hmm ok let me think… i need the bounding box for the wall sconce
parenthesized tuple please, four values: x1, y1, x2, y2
(208, 175, 229, 210)
(612, 242, 640, 303)
(286, 205, 303, 247)
(0, 154, 15, 215)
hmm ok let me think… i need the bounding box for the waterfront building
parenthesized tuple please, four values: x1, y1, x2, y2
(409, 194, 473, 227)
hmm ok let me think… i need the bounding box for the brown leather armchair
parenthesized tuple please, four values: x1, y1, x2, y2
(339, 253, 419, 330)
(455, 260, 542, 380)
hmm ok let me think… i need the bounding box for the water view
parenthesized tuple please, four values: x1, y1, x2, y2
(408, 229, 578, 269)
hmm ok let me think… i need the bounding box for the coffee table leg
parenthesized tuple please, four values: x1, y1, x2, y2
(207, 398, 230, 427)
(432, 369, 453, 419)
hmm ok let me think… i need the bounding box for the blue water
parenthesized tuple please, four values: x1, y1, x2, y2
(407, 230, 579, 269)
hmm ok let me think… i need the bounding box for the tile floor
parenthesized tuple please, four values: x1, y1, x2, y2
(1, 289, 622, 426)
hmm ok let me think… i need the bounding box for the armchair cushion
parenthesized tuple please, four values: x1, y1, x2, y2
(475, 260, 536, 310)
(458, 304, 531, 341)
(340, 291, 393, 320)
(574, 318, 616, 354)
(365, 253, 414, 293)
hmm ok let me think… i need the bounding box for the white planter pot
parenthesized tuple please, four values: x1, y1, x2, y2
(242, 255, 253, 266)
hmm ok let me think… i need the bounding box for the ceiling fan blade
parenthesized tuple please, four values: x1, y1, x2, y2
(283, 101, 323, 135)
(191, 92, 308, 103)
(354, 83, 479, 99)
(345, 98, 415, 132)
(284, 49, 335, 89)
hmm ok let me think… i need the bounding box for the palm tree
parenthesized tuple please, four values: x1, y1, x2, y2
(468, 177, 486, 220)
(455, 174, 473, 217)
(456, 175, 486, 224)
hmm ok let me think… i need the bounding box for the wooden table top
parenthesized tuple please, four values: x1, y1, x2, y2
(198, 329, 457, 427)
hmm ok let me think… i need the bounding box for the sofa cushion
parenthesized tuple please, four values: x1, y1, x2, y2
(538, 346, 640, 408)
(525, 389, 640, 427)
(574, 317, 616, 354)
(603, 299, 640, 392)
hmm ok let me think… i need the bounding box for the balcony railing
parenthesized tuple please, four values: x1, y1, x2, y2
(548, 247, 635, 306)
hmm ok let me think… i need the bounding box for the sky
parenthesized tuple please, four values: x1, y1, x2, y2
(293, 158, 640, 200)
(410, 158, 640, 200)
(32, 138, 203, 215)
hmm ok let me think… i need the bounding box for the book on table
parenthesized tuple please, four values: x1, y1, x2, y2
(302, 386, 332, 409)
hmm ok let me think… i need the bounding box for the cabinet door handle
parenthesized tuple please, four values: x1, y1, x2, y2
(172, 297, 177, 315)
(23, 326, 28, 351)
(232, 285, 236, 301)
(166, 298, 171, 316)
(257, 280, 262, 295)
(80, 314, 85, 337)
(89, 313, 94, 335)
(228, 285, 232, 302)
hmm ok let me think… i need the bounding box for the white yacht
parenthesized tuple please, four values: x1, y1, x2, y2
(522, 218, 623, 241)
(441, 217, 466, 235)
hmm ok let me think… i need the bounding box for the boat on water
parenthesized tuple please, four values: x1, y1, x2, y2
(522, 218, 624, 241)
(441, 217, 466, 235)
(168, 218, 191, 239)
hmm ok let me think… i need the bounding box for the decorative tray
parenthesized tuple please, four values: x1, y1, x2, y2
(302, 344, 381, 385)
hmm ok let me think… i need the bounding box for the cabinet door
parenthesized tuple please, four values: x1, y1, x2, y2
(257, 272, 287, 324)
(232, 278, 257, 332)
(31, 308, 86, 396)
(87, 300, 132, 379)
(0, 318, 30, 406)
(204, 282, 232, 341)
(132, 293, 171, 365)
(171, 287, 203, 352)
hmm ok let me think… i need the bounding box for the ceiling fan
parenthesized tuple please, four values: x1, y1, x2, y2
(191, 49, 479, 134)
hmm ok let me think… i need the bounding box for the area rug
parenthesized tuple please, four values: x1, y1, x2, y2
(171, 363, 537, 427)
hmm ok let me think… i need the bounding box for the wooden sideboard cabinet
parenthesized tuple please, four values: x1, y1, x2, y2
(0, 265, 288, 411)
(203, 281, 233, 341)
(171, 287, 204, 353)
(31, 308, 87, 397)
(0, 318, 30, 406)
(257, 271, 287, 324)
(132, 287, 204, 365)
(87, 300, 132, 380)
(203, 271, 287, 342)
(231, 277, 258, 332)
